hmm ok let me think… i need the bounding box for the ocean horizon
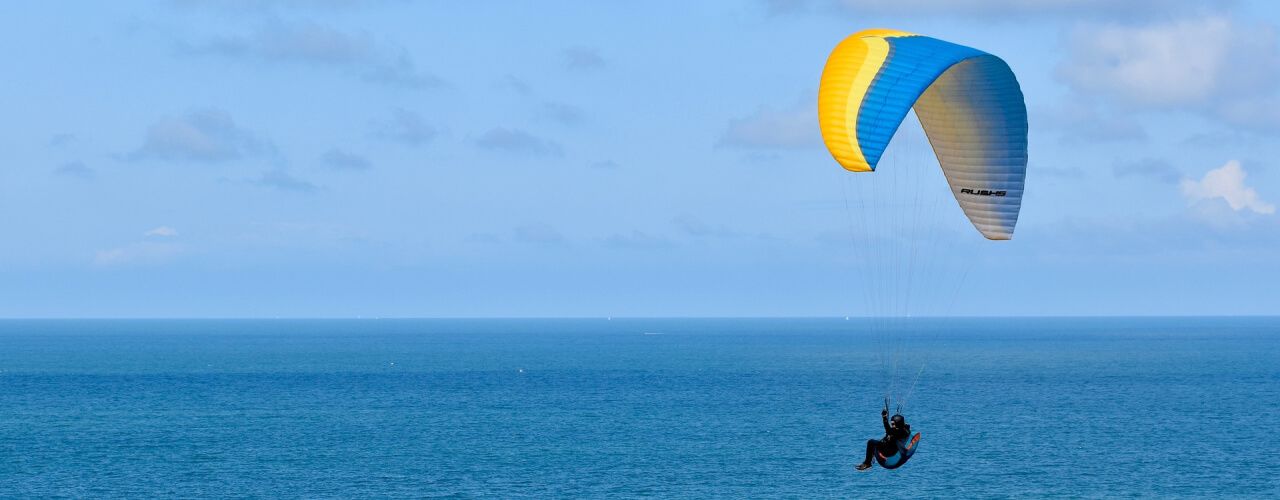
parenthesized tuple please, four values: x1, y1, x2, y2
(2, 317, 1276, 498)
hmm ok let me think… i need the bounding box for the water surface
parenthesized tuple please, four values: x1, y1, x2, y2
(1, 318, 1276, 498)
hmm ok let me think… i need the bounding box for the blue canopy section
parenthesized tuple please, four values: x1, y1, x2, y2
(856, 36, 985, 169)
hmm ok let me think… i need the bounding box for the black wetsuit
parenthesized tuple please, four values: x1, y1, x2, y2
(862, 414, 911, 465)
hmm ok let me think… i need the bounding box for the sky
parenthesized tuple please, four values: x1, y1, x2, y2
(1, 0, 1278, 318)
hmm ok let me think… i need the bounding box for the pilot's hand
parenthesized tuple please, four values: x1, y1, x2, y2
(882, 409, 888, 417)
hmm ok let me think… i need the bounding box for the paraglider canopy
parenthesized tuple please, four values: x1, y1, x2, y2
(818, 29, 1028, 240)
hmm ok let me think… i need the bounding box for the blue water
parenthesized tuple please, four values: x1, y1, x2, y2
(1, 318, 1277, 498)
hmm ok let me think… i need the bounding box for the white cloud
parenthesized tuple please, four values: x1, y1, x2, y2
(720, 98, 820, 149)
(189, 22, 374, 65)
(1059, 17, 1230, 106)
(145, 226, 179, 237)
(184, 23, 442, 89)
(128, 109, 269, 163)
(1180, 160, 1275, 214)
(1057, 16, 1280, 129)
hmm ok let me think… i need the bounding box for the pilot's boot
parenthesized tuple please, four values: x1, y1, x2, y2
(855, 462, 872, 471)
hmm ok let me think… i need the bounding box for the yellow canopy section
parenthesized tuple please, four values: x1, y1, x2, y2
(817, 29, 917, 173)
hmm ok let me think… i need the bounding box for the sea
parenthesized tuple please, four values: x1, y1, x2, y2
(1, 318, 1276, 499)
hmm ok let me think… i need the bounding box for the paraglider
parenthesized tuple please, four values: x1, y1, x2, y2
(856, 404, 920, 471)
(817, 29, 1027, 469)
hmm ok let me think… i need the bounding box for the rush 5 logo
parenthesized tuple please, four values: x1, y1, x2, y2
(960, 188, 1006, 196)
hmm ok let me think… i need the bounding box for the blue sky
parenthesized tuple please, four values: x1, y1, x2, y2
(1, 0, 1278, 317)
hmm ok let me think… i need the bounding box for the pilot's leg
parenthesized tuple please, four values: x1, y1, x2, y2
(856, 440, 877, 470)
